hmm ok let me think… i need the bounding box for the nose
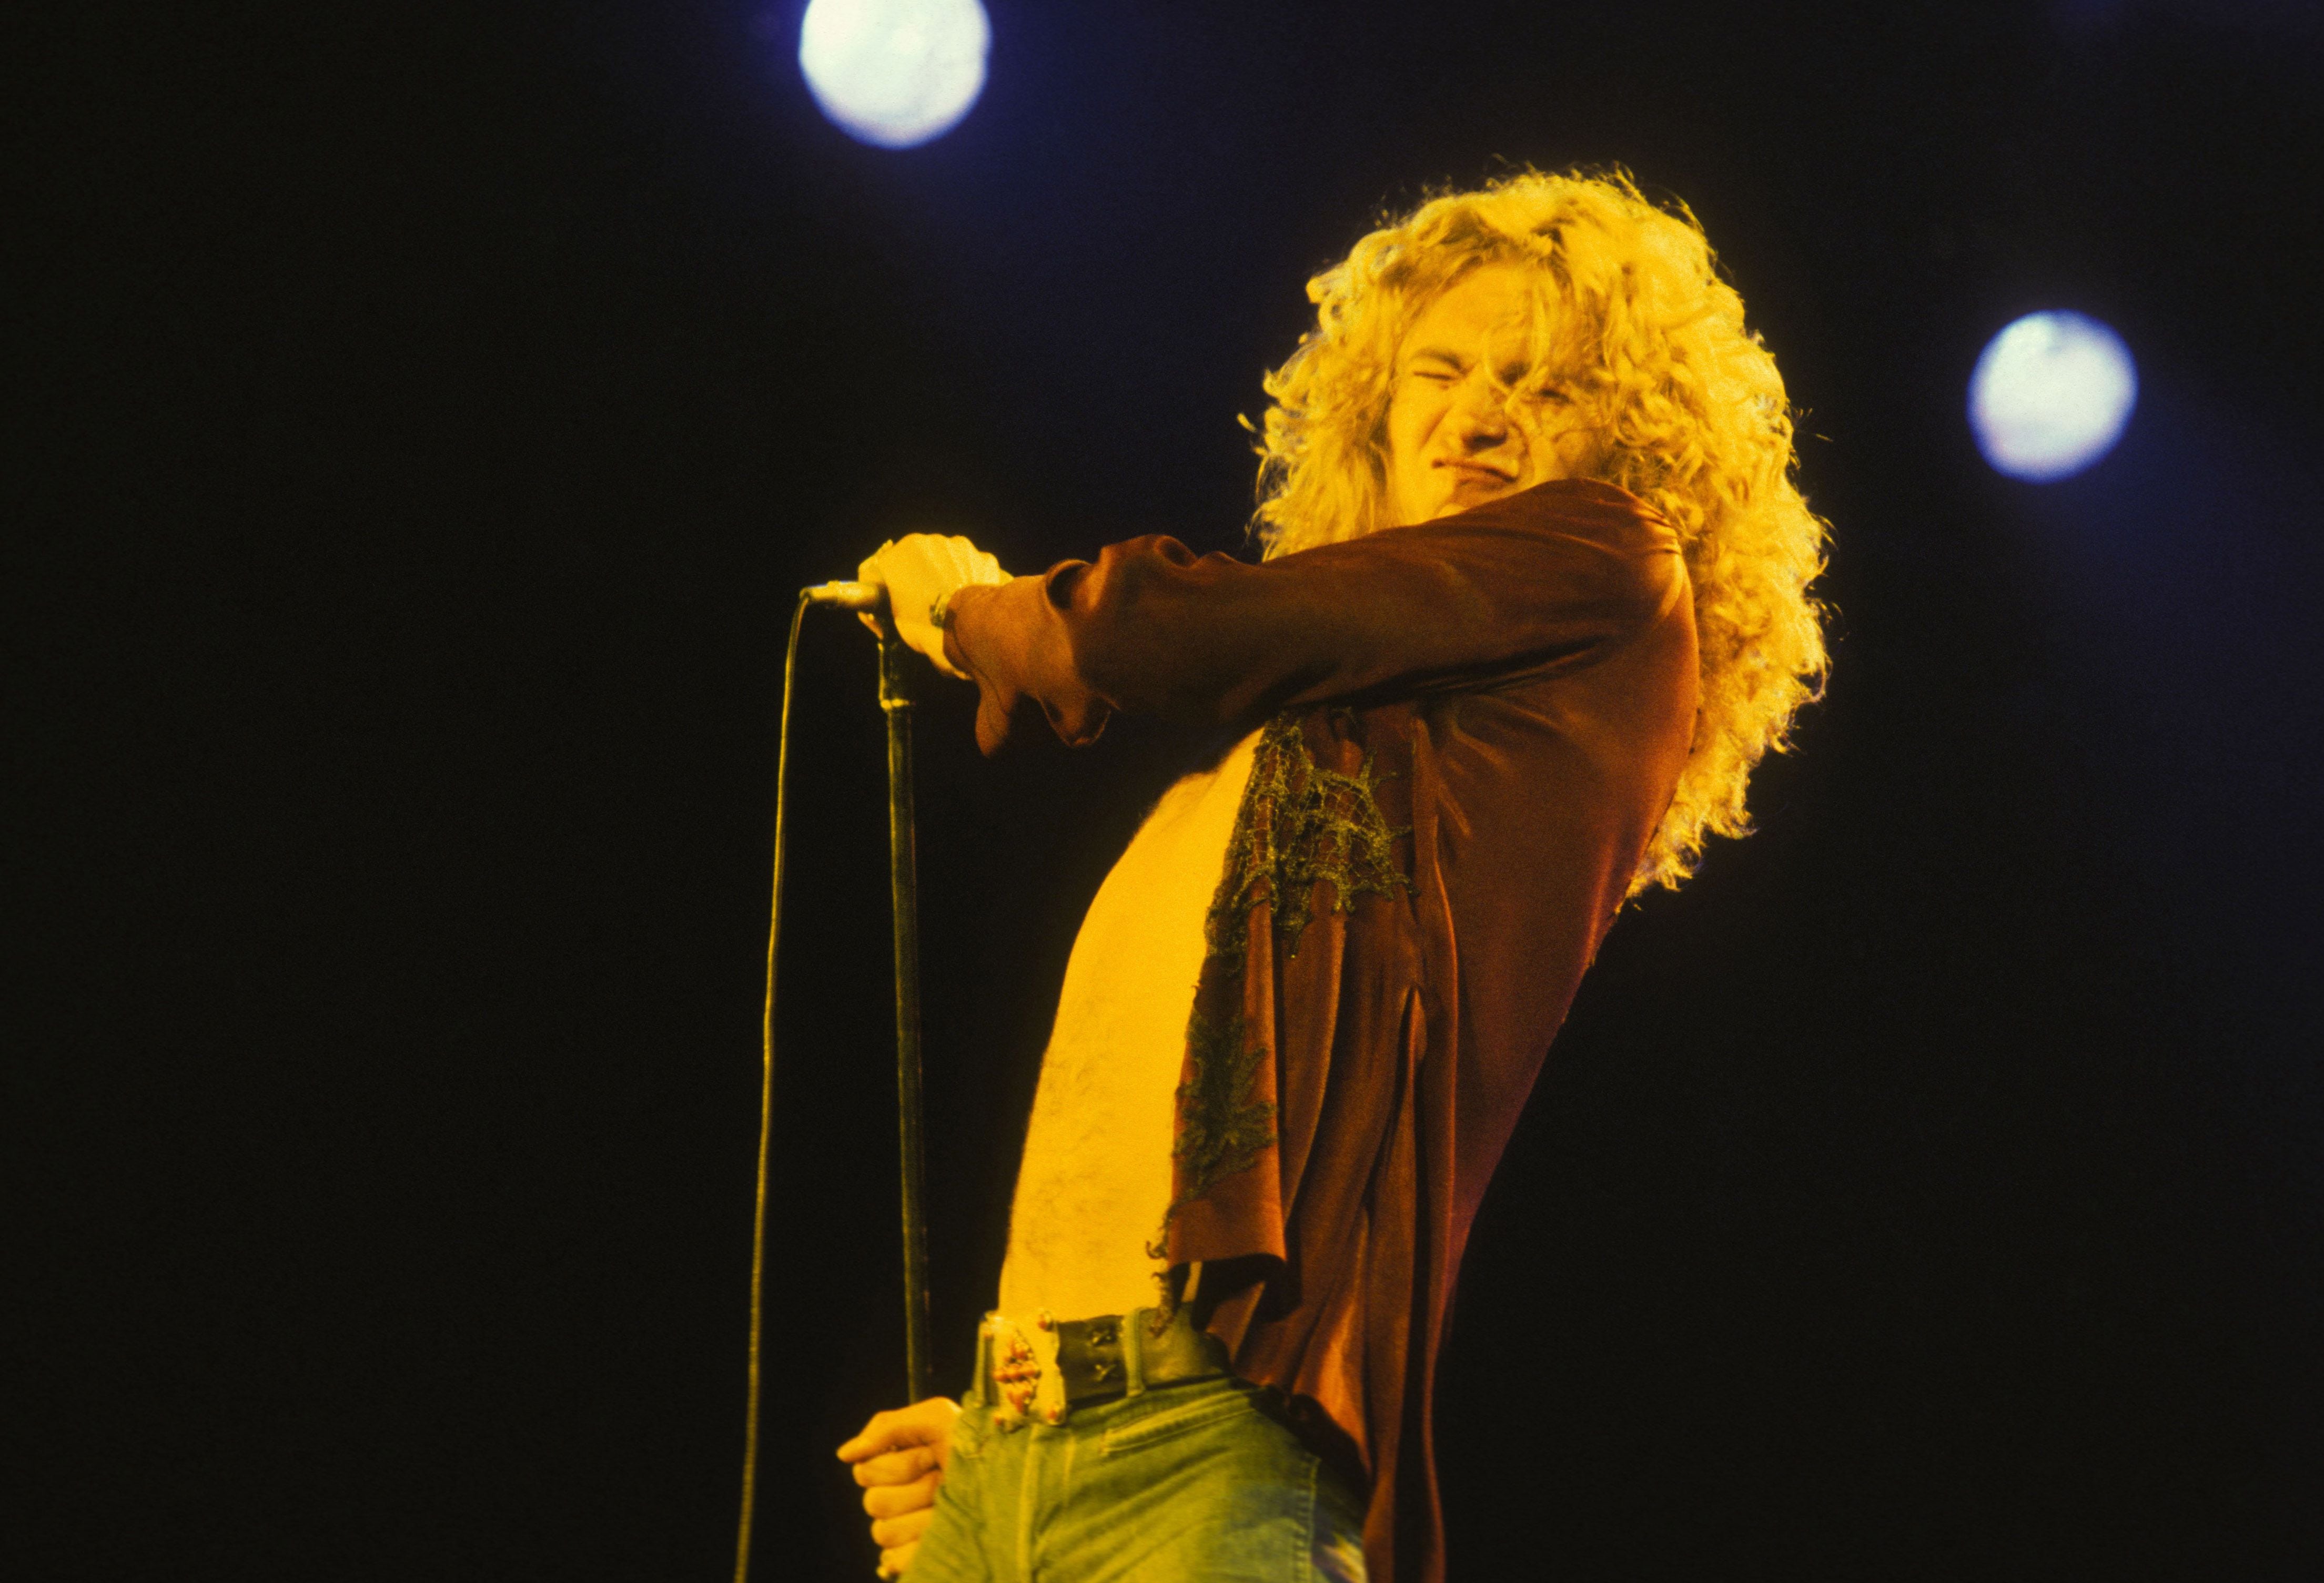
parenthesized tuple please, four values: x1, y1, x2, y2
(1449, 377, 1511, 449)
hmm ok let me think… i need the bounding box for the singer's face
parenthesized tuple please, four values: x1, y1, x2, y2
(1383, 265, 1590, 529)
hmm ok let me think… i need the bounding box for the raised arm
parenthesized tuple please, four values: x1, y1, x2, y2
(940, 479, 1685, 755)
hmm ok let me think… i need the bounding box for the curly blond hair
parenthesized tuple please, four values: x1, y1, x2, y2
(1250, 168, 1830, 892)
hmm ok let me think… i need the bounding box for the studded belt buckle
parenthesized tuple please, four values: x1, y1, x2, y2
(979, 1310, 1065, 1429)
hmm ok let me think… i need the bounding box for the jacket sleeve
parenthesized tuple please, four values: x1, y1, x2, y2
(941, 479, 1687, 756)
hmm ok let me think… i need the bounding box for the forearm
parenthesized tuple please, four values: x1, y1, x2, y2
(943, 480, 1683, 755)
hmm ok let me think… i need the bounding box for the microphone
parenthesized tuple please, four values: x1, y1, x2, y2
(804, 581, 885, 612)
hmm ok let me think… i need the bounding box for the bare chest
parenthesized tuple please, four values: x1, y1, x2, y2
(996, 729, 1261, 1324)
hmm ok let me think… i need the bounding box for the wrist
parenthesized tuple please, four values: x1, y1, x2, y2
(935, 584, 995, 681)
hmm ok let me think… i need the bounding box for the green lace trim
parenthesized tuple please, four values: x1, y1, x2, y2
(1170, 1009, 1279, 1207)
(1204, 713, 1414, 963)
(1161, 715, 1415, 1240)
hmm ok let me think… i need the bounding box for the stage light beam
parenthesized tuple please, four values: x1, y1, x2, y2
(798, 0, 989, 150)
(1968, 311, 2138, 482)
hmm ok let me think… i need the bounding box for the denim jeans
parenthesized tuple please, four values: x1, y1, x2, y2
(911, 1364, 1368, 1582)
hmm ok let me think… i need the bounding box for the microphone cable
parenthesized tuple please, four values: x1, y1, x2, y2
(733, 588, 811, 1583)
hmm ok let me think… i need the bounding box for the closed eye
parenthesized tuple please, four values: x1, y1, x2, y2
(1402, 347, 1468, 385)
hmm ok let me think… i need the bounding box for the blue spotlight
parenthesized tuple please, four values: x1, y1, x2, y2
(1968, 311, 2139, 482)
(798, 0, 989, 150)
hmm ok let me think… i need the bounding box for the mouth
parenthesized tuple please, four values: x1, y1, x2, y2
(1436, 460, 1517, 486)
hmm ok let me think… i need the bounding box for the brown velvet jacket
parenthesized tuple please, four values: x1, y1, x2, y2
(943, 479, 1699, 1583)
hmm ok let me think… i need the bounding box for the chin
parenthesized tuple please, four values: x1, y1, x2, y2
(1442, 484, 1515, 516)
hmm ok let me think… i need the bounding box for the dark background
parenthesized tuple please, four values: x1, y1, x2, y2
(10, 1, 2322, 1577)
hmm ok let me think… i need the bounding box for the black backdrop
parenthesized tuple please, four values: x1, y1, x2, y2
(12, 2, 2322, 1577)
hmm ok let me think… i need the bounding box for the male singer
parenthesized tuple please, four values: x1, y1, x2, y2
(835, 168, 1828, 1583)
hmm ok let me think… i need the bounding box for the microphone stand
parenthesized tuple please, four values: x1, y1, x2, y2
(878, 628, 933, 1406)
(734, 583, 933, 1583)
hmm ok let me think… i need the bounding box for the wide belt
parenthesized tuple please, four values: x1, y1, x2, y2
(977, 1301, 1229, 1426)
